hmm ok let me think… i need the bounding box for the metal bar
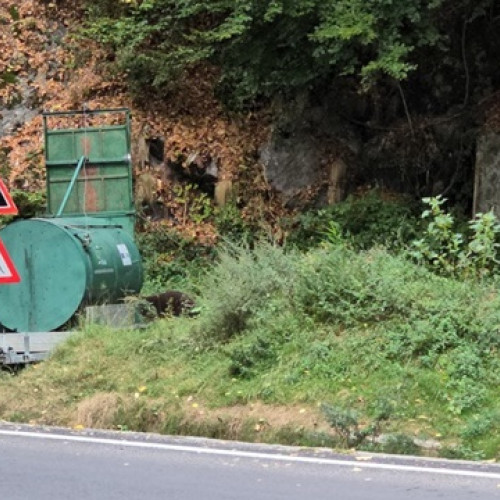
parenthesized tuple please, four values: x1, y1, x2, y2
(43, 114, 51, 209)
(72, 130, 76, 162)
(42, 108, 129, 117)
(46, 157, 130, 166)
(1, 349, 49, 365)
(57, 211, 136, 220)
(45, 125, 128, 135)
(125, 111, 133, 207)
(49, 174, 130, 183)
(23, 334, 29, 357)
(126, 111, 131, 152)
(56, 155, 87, 217)
(0, 332, 74, 365)
(46, 210, 135, 218)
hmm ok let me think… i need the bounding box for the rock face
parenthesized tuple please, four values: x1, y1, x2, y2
(259, 93, 361, 206)
(473, 131, 500, 215)
(0, 80, 38, 138)
(260, 131, 323, 195)
(0, 105, 38, 138)
(259, 90, 479, 207)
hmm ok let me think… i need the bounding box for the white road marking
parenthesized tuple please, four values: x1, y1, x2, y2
(0, 429, 499, 480)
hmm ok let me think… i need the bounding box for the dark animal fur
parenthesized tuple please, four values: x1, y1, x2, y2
(143, 290, 195, 317)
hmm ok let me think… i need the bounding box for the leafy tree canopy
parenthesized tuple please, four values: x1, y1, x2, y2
(84, 0, 499, 108)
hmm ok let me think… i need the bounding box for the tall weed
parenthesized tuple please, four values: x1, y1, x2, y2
(409, 196, 500, 279)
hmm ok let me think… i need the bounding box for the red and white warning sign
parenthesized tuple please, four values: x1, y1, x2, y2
(0, 179, 18, 215)
(0, 238, 20, 284)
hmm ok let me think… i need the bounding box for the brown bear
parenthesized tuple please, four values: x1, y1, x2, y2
(142, 290, 196, 317)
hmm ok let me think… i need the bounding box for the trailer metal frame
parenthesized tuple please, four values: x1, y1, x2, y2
(0, 332, 74, 366)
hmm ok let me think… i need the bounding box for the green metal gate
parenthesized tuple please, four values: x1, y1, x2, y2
(43, 108, 135, 236)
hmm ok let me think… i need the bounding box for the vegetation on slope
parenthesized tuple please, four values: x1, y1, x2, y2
(1, 196, 500, 461)
(84, 0, 500, 112)
(1, 0, 500, 462)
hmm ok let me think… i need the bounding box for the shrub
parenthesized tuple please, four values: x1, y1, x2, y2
(227, 335, 276, 378)
(137, 225, 215, 291)
(0, 190, 46, 225)
(408, 196, 500, 279)
(214, 202, 254, 245)
(284, 189, 419, 251)
(321, 402, 392, 448)
(379, 434, 420, 456)
(294, 247, 422, 326)
(321, 403, 364, 447)
(193, 243, 298, 343)
(292, 245, 500, 413)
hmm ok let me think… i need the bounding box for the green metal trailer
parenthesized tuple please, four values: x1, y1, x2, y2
(0, 108, 143, 365)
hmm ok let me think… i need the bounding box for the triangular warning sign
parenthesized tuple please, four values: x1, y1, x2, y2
(0, 179, 18, 215)
(0, 238, 20, 284)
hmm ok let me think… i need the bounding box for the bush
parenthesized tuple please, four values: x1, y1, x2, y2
(193, 243, 298, 343)
(408, 196, 500, 279)
(379, 434, 420, 456)
(0, 190, 46, 225)
(291, 245, 500, 413)
(214, 202, 254, 245)
(227, 335, 276, 378)
(137, 225, 216, 292)
(294, 246, 422, 326)
(284, 190, 419, 251)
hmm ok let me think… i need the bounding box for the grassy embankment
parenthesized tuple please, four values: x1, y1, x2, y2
(1, 241, 499, 461)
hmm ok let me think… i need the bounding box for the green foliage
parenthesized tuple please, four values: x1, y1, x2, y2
(11, 190, 46, 218)
(137, 225, 215, 292)
(284, 190, 419, 251)
(3, 239, 500, 457)
(289, 245, 500, 418)
(294, 247, 422, 326)
(321, 403, 364, 447)
(191, 239, 500, 416)
(439, 444, 486, 461)
(461, 410, 500, 440)
(378, 434, 420, 456)
(193, 242, 298, 343)
(321, 402, 394, 449)
(409, 196, 500, 279)
(214, 202, 254, 245)
(81, 0, 497, 107)
(311, 0, 427, 84)
(226, 309, 307, 379)
(227, 335, 276, 379)
(0, 71, 17, 88)
(0, 190, 46, 226)
(172, 183, 212, 225)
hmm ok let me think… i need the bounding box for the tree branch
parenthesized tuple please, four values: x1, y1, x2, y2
(461, 17, 470, 107)
(397, 81, 414, 138)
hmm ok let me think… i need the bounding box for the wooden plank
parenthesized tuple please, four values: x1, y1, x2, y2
(0, 332, 74, 353)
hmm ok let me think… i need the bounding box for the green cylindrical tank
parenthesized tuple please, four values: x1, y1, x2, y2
(0, 217, 143, 332)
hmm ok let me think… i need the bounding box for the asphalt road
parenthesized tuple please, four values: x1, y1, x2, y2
(0, 423, 499, 499)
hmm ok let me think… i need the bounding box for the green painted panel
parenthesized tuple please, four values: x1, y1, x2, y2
(42, 110, 135, 239)
(46, 126, 129, 164)
(46, 132, 76, 163)
(47, 165, 132, 215)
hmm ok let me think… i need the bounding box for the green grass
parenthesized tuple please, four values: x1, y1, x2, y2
(1, 242, 500, 460)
